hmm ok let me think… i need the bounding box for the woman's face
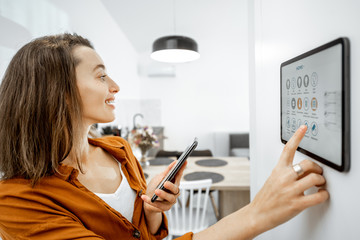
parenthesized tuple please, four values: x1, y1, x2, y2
(73, 46, 120, 126)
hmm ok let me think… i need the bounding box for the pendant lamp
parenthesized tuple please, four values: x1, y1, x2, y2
(150, 0, 200, 63)
(151, 35, 200, 63)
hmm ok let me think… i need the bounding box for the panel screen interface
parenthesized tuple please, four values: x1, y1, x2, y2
(280, 38, 350, 171)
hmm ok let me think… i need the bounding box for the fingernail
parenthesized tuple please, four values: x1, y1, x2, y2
(300, 125, 307, 131)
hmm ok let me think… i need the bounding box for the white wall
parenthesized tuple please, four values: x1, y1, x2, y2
(138, 0, 250, 152)
(249, 0, 360, 239)
(0, 0, 250, 154)
(0, 0, 140, 129)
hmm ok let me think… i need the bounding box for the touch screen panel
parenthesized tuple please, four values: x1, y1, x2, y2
(280, 38, 350, 172)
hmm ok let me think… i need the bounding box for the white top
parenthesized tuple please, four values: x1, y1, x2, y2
(94, 163, 136, 223)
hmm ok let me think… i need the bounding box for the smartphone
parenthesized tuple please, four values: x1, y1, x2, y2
(151, 138, 198, 202)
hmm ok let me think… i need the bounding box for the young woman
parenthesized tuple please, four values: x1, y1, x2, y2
(0, 33, 329, 240)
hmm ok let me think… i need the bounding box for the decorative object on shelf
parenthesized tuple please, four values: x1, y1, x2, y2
(150, 0, 200, 63)
(101, 125, 121, 136)
(88, 124, 102, 138)
(132, 113, 144, 130)
(129, 126, 159, 168)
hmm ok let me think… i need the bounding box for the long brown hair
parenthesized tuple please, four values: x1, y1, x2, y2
(0, 33, 93, 185)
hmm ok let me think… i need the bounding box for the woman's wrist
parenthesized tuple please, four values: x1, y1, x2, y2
(241, 203, 266, 239)
(193, 204, 262, 240)
(143, 205, 163, 234)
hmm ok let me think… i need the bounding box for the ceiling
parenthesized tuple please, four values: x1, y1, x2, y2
(100, 0, 245, 55)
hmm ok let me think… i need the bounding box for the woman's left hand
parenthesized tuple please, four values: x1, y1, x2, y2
(141, 160, 186, 213)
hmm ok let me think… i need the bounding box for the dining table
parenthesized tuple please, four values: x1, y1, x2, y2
(143, 156, 250, 219)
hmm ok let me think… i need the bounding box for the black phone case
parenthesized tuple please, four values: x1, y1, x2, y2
(151, 138, 198, 202)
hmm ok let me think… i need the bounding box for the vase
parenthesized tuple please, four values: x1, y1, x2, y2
(139, 148, 150, 168)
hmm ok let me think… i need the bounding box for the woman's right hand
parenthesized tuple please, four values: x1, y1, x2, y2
(248, 125, 329, 234)
(193, 125, 329, 240)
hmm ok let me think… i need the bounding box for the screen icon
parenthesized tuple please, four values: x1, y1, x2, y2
(297, 76, 302, 88)
(304, 120, 309, 134)
(291, 98, 296, 109)
(311, 72, 318, 87)
(311, 97, 318, 111)
(310, 122, 318, 136)
(297, 98, 302, 110)
(304, 74, 309, 87)
(292, 118, 296, 130)
(286, 117, 290, 128)
(304, 97, 309, 111)
(286, 79, 291, 89)
(291, 77, 296, 89)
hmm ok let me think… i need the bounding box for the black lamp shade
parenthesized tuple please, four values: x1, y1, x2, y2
(152, 36, 198, 52)
(151, 35, 200, 63)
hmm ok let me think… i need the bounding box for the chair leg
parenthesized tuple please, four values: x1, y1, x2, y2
(209, 191, 220, 220)
(178, 198, 182, 208)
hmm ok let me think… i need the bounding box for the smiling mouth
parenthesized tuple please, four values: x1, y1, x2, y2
(105, 100, 115, 105)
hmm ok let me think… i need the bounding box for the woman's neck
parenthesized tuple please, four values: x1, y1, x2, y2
(62, 124, 93, 168)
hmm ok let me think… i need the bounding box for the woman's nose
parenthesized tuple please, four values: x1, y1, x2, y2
(108, 77, 120, 93)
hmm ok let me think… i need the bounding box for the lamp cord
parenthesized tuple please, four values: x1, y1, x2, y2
(173, 0, 176, 34)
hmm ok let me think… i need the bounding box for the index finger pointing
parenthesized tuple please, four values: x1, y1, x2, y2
(279, 125, 307, 166)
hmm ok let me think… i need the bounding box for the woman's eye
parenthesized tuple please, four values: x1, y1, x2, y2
(100, 75, 107, 81)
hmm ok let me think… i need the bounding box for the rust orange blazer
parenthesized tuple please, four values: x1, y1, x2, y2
(0, 136, 193, 240)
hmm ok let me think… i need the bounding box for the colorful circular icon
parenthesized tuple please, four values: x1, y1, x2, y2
(286, 79, 291, 89)
(297, 98, 302, 110)
(297, 76, 302, 88)
(297, 119, 302, 129)
(310, 121, 318, 136)
(304, 120, 309, 134)
(303, 97, 309, 111)
(291, 77, 296, 89)
(311, 72, 318, 87)
(311, 97, 318, 111)
(291, 98, 296, 109)
(304, 74, 309, 87)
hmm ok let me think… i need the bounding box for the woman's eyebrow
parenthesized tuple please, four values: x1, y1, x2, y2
(93, 64, 106, 72)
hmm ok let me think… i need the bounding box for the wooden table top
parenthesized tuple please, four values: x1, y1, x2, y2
(143, 156, 250, 191)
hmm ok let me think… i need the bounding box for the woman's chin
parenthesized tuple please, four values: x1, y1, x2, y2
(95, 116, 115, 124)
(101, 118, 115, 124)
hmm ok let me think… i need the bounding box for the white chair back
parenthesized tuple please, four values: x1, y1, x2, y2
(166, 179, 213, 239)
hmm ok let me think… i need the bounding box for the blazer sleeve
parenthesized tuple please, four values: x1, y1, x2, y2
(175, 232, 194, 240)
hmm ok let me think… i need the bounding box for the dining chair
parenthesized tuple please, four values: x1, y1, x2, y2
(189, 149, 213, 157)
(165, 179, 213, 240)
(229, 133, 249, 158)
(156, 149, 214, 159)
(157, 149, 220, 219)
(155, 150, 180, 159)
(186, 149, 220, 220)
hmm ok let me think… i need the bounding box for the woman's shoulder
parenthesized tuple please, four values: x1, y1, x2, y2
(0, 175, 66, 204)
(0, 177, 32, 193)
(0, 172, 71, 193)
